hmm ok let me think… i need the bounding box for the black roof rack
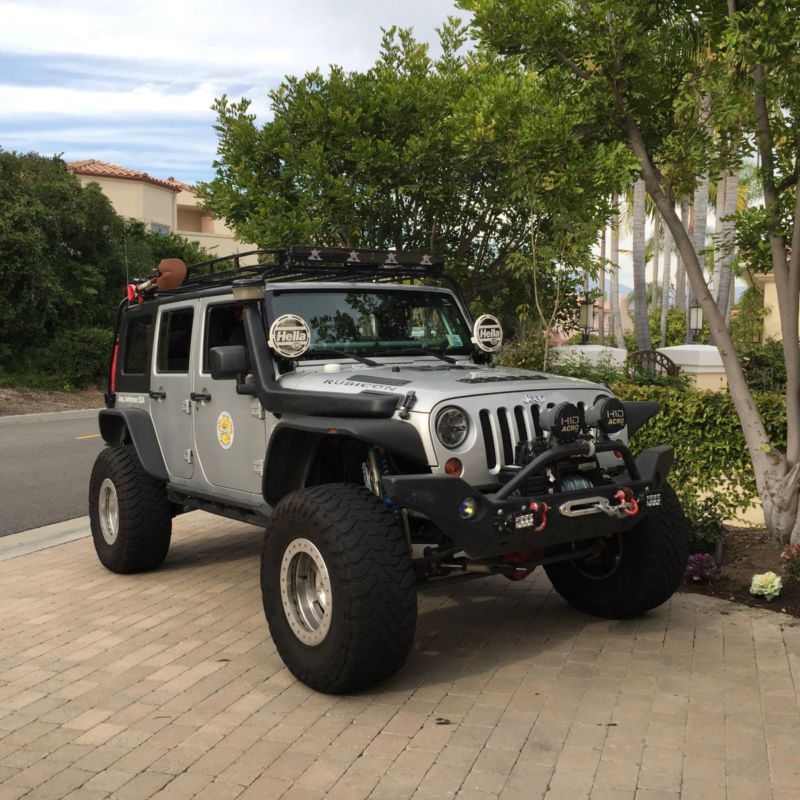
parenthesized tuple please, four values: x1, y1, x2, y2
(161, 246, 449, 296)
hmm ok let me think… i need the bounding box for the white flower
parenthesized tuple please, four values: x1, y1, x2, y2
(750, 571, 783, 601)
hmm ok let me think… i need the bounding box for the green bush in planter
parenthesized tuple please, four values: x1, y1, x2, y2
(612, 382, 786, 548)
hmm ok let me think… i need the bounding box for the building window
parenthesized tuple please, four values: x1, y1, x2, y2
(149, 222, 171, 235)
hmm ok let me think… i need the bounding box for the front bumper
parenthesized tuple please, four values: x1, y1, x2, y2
(383, 444, 673, 558)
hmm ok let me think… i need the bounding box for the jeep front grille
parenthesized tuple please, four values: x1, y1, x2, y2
(479, 404, 539, 472)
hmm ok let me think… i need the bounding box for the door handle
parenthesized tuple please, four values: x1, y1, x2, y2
(149, 390, 166, 400)
(190, 391, 212, 403)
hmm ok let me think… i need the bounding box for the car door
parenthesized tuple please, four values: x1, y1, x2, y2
(150, 303, 196, 480)
(192, 300, 267, 495)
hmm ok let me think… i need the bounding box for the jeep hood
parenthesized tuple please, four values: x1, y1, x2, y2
(277, 361, 611, 414)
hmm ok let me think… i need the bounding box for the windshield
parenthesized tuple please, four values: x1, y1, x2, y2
(268, 288, 473, 358)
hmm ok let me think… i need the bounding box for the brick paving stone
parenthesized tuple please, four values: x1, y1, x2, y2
(2, 513, 800, 798)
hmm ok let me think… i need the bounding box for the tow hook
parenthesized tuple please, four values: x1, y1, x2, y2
(597, 488, 639, 519)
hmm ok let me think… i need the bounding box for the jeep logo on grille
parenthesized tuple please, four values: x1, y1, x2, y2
(472, 314, 503, 353)
(268, 314, 311, 358)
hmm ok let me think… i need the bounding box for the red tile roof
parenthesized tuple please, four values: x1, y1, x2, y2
(165, 177, 195, 193)
(67, 159, 181, 192)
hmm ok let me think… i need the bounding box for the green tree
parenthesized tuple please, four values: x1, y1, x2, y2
(0, 150, 210, 385)
(462, 0, 800, 545)
(200, 21, 633, 341)
(0, 150, 124, 358)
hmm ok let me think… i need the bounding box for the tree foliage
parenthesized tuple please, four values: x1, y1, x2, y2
(200, 21, 633, 336)
(462, 0, 800, 544)
(0, 150, 209, 386)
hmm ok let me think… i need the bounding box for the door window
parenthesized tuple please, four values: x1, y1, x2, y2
(156, 308, 194, 373)
(203, 304, 246, 374)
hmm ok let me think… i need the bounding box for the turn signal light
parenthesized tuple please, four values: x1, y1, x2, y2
(445, 457, 463, 476)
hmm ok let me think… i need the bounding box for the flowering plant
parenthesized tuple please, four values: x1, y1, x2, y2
(780, 543, 800, 583)
(750, 571, 783, 601)
(686, 553, 718, 583)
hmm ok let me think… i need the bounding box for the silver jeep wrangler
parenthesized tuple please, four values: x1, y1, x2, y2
(89, 246, 688, 693)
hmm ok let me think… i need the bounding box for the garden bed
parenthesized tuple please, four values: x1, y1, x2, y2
(682, 526, 800, 617)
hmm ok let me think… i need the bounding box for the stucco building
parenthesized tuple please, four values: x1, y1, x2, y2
(67, 160, 255, 259)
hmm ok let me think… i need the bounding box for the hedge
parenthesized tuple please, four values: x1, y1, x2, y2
(612, 382, 786, 545)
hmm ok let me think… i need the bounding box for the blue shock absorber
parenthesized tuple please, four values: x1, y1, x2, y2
(377, 448, 401, 518)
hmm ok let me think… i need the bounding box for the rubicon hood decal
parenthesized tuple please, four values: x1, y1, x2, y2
(279, 362, 609, 414)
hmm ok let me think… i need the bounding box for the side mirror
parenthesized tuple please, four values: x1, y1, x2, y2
(209, 345, 248, 380)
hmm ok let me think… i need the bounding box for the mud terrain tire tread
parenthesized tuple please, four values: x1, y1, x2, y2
(89, 445, 172, 573)
(262, 483, 417, 693)
(544, 484, 689, 618)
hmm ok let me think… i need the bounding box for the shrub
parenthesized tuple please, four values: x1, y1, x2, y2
(50, 326, 112, 388)
(730, 287, 765, 350)
(610, 382, 786, 546)
(681, 494, 725, 551)
(686, 553, 718, 583)
(496, 327, 547, 371)
(780, 543, 800, 583)
(738, 340, 787, 392)
(6, 326, 112, 389)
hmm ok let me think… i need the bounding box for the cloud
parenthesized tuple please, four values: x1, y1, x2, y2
(0, 83, 221, 116)
(0, 0, 459, 73)
(0, 0, 461, 180)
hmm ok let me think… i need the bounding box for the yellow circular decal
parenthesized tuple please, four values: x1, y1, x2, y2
(216, 411, 234, 450)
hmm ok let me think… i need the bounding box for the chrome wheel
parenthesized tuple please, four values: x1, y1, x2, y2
(279, 538, 332, 646)
(98, 478, 119, 545)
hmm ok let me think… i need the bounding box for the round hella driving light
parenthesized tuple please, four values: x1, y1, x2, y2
(436, 406, 469, 449)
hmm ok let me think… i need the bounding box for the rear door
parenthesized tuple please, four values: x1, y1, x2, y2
(192, 300, 267, 494)
(150, 304, 196, 479)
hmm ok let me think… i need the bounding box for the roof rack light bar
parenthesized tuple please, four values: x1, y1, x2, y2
(285, 246, 444, 271)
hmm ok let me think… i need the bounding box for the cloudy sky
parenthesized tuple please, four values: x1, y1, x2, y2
(0, 0, 461, 183)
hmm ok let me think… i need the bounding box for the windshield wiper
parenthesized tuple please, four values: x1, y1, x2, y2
(392, 347, 457, 364)
(307, 348, 381, 367)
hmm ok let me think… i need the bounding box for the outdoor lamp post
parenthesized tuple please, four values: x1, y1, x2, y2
(579, 297, 595, 344)
(689, 301, 703, 342)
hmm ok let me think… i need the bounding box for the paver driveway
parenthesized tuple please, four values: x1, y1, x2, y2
(1, 512, 799, 800)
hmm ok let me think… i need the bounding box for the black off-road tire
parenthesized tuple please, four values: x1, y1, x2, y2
(89, 445, 172, 573)
(544, 484, 689, 619)
(262, 483, 417, 694)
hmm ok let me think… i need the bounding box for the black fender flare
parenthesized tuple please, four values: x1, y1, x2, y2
(263, 416, 429, 505)
(98, 408, 168, 481)
(622, 400, 661, 437)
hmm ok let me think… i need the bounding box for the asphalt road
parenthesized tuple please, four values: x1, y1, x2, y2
(0, 409, 104, 535)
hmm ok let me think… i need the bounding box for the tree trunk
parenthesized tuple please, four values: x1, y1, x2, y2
(686, 175, 709, 342)
(624, 114, 797, 545)
(598, 227, 606, 344)
(651, 211, 661, 309)
(715, 171, 739, 324)
(609, 198, 625, 349)
(674, 199, 688, 313)
(752, 64, 800, 543)
(632, 178, 651, 350)
(659, 209, 673, 347)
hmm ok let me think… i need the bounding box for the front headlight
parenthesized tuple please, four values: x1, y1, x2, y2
(436, 406, 469, 449)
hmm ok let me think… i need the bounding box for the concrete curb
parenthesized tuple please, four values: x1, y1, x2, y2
(0, 408, 102, 426)
(0, 516, 91, 561)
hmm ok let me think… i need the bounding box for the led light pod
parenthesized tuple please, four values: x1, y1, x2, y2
(538, 402, 581, 442)
(586, 397, 627, 435)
